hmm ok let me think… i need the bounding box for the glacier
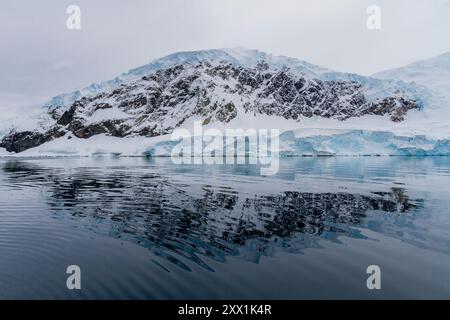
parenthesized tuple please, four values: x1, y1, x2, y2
(2, 128, 449, 158)
(278, 130, 450, 156)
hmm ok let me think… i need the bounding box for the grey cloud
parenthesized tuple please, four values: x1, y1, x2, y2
(0, 0, 449, 109)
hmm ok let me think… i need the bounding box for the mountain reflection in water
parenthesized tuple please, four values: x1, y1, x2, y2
(1, 159, 424, 272)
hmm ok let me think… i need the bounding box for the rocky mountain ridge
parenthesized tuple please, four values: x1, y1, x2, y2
(1, 60, 420, 153)
(1, 48, 432, 154)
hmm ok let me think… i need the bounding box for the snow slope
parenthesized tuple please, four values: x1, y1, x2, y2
(372, 52, 450, 137)
(373, 52, 450, 116)
(373, 52, 450, 97)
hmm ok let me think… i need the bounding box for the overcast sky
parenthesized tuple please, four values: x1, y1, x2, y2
(1, 0, 449, 109)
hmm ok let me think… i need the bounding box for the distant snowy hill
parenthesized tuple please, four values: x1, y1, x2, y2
(373, 52, 450, 96)
(1, 48, 449, 157)
(373, 52, 450, 116)
(372, 51, 450, 140)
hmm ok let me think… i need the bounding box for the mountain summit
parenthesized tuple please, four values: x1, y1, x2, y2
(43, 47, 330, 110)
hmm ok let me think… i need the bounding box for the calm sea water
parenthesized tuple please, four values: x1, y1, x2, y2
(0, 156, 449, 299)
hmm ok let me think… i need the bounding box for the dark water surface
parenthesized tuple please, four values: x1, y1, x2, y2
(0, 157, 449, 299)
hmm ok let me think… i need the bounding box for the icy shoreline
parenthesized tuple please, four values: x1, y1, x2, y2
(2, 128, 449, 158)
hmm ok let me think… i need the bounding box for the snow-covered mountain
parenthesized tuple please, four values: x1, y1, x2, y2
(1, 48, 449, 157)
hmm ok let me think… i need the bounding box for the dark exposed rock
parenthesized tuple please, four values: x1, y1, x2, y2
(57, 104, 77, 126)
(215, 102, 237, 123)
(70, 120, 131, 138)
(0, 131, 47, 153)
(93, 102, 113, 110)
(44, 125, 66, 141)
(0, 126, 66, 153)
